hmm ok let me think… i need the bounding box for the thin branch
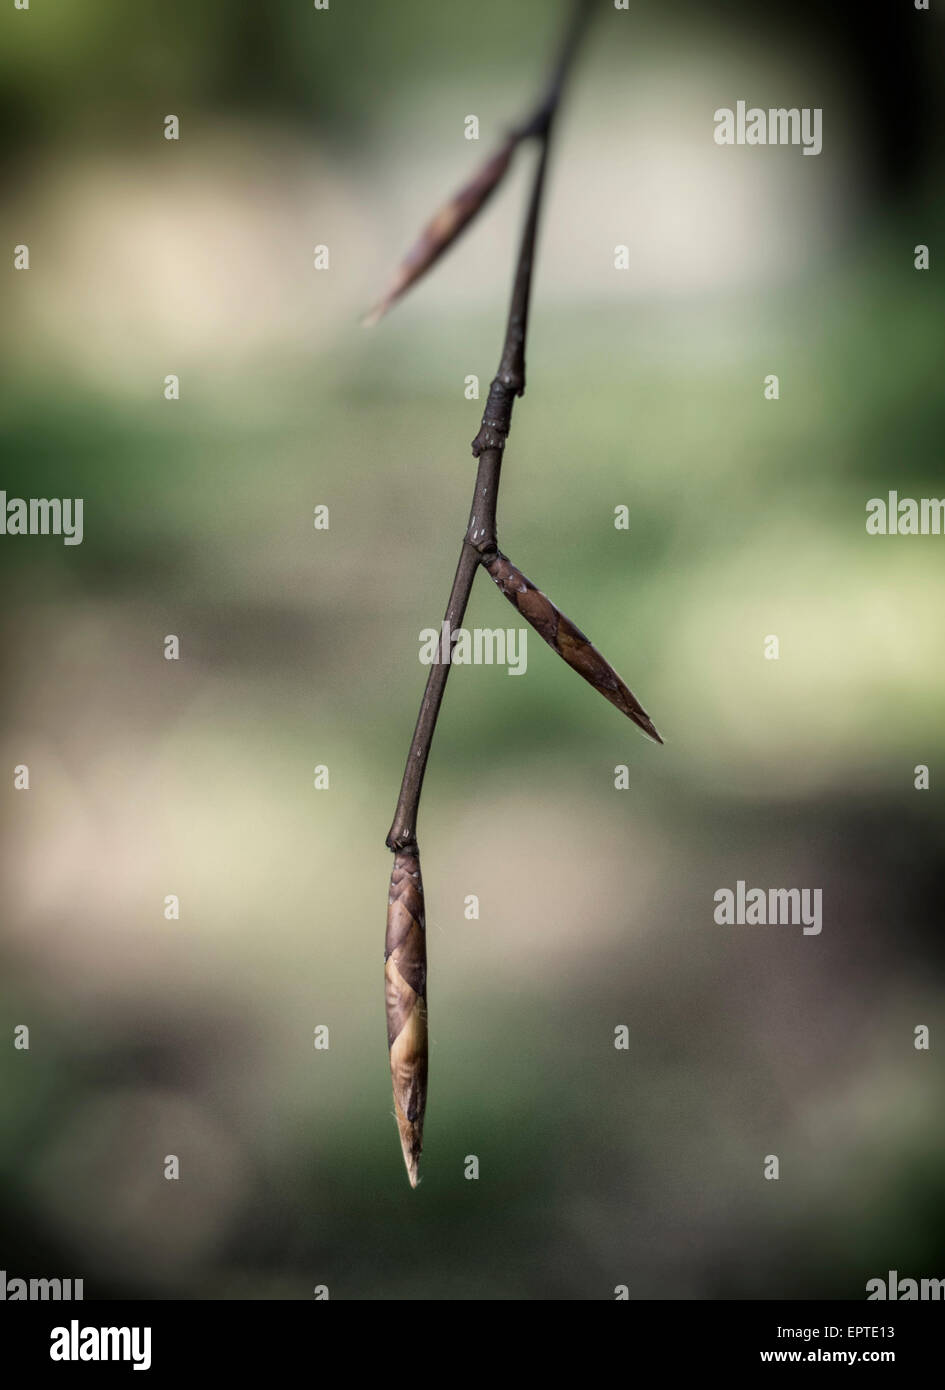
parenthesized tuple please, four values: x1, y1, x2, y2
(387, 0, 592, 855)
(386, 539, 480, 852)
(378, 0, 661, 1189)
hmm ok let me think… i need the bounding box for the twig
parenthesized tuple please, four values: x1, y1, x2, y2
(386, 1, 592, 856)
(376, 0, 660, 1188)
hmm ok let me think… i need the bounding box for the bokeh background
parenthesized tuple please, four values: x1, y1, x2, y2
(1, 0, 943, 1300)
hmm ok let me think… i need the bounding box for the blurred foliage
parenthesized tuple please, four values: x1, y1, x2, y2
(0, 0, 943, 1299)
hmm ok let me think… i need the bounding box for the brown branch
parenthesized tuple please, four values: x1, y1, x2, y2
(377, 0, 661, 1188)
(386, 1, 592, 856)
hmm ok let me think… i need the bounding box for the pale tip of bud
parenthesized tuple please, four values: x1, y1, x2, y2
(637, 713, 663, 745)
(395, 1108, 424, 1189)
(361, 302, 387, 328)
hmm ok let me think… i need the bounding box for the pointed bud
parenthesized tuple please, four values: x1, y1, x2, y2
(385, 846, 429, 1187)
(483, 551, 663, 743)
(363, 136, 519, 326)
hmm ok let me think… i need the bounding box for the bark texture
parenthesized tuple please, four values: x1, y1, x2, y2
(384, 847, 428, 1187)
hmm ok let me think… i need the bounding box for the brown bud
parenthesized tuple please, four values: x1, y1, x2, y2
(385, 846, 429, 1187)
(363, 136, 519, 326)
(483, 551, 663, 744)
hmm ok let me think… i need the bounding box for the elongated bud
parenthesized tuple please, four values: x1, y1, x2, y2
(363, 136, 519, 326)
(385, 846, 429, 1187)
(484, 551, 663, 744)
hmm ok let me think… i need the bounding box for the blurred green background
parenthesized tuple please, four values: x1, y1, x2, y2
(1, 0, 944, 1299)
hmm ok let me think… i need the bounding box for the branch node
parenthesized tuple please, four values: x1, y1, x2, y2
(386, 829, 418, 854)
(471, 375, 520, 455)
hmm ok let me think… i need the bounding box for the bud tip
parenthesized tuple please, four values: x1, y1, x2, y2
(638, 713, 663, 745)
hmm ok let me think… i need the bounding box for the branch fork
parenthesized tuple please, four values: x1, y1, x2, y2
(368, 0, 661, 1187)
